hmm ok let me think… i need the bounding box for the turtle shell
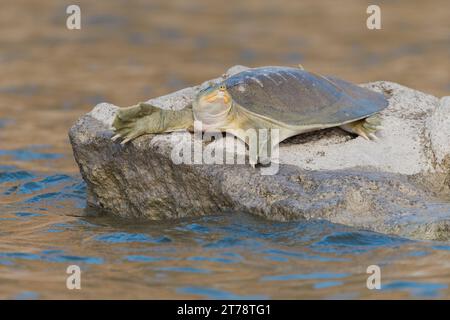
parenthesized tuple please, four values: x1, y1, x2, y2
(224, 66, 388, 126)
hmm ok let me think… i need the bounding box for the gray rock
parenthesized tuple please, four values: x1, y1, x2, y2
(69, 66, 450, 240)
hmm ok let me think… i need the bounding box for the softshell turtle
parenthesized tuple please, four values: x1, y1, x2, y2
(112, 66, 388, 164)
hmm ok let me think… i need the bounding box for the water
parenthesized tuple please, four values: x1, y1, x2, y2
(1, 0, 450, 299)
(2, 159, 450, 299)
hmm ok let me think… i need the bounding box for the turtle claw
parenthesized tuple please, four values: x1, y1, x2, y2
(111, 102, 162, 145)
(114, 127, 143, 145)
(368, 133, 379, 141)
(357, 129, 370, 141)
(340, 114, 383, 141)
(111, 134, 121, 141)
(120, 137, 132, 145)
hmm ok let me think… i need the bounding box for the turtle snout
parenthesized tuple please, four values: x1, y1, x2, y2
(203, 90, 229, 104)
(194, 91, 232, 128)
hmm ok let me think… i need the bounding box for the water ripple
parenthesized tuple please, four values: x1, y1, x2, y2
(0, 148, 62, 161)
(262, 272, 350, 282)
(1, 157, 449, 299)
(311, 231, 411, 254)
(0, 251, 103, 265)
(382, 281, 448, 298)
(177, 286, 267, 299)
(95, 232, 172, 244)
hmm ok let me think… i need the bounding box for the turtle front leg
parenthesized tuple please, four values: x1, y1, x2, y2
(246, 128, 280, 167)
(339, 114, 383, 140)
(112, 102, 194, 144)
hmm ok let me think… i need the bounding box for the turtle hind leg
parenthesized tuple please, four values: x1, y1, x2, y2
(339, 114, 383, 140)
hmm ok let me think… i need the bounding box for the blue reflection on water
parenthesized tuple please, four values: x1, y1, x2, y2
(177, 286, 268, 299)
(14, 291, 40, 300)
(125, 255, 172, 263)
(314, 281, 344, 289)
(262, 272, 349, 282)
(157, 267, 211, 274)
(0, 148, 62, 161)
(5, 174, 72, 195)
(0, 170, 35, 183)
(187, 256, 239, 264)
(383, 281, 447, 298)
(312, 231, 412, 254)
(314, 281, 343, 289)
(1, 156, 450, 299)
(95, 232, 172, 244)
(0, 251, 103, 265)
(262, 248, 349, 262)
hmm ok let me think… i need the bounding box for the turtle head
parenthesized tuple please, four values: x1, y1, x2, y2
(194, 82, 233, 128)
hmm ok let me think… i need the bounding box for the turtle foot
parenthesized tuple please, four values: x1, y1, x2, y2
(339, 114, 383, 140)
(112, 102, 161, 144)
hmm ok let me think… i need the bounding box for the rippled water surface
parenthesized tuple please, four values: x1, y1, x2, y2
(2, 159, 450, 299)
(1, 0, 450, 299)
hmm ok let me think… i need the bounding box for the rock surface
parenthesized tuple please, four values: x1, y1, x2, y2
(69, 66, 450, 240)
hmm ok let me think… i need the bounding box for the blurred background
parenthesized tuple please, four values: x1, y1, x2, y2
(0, 0, 449, 170)
(1, 0, 450, 299)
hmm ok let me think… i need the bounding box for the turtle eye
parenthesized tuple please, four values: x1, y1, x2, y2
(219, 85, 226, 91)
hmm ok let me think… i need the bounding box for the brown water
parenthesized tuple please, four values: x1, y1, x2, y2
(1, 0, 450, 299)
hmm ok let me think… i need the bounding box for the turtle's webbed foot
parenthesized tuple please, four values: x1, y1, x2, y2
(112, 102, 161, 144)
(340, 114, 383, 141)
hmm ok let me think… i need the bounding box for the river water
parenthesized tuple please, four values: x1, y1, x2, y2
(1, 0, 450, 299)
